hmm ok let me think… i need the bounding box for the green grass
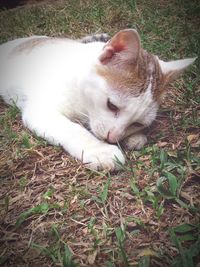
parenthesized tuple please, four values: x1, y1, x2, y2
(0, 0, 200, 266)
(169, 223, 200, 267)
(32, 224, 79, 266)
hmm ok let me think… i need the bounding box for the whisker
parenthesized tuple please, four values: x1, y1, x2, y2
(77, 111, 89, 119)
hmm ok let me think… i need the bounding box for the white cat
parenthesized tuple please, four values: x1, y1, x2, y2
(0, 29, 195, 170)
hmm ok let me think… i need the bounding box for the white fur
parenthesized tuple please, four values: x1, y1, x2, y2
(0, 37, 125, 170)
(0, 35, 194, 170)
(158, 57, 196, 74)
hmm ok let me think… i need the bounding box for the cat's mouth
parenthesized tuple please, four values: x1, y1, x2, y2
(92, 128, 123, 144)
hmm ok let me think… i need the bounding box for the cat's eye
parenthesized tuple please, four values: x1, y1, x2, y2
(107, 98, 119, 113)
(132, 122, 144, 128)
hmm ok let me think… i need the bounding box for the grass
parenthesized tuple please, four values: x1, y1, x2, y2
(0, 0, 200, 266)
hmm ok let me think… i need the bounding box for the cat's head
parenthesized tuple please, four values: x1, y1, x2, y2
(84, 29, 196, 143)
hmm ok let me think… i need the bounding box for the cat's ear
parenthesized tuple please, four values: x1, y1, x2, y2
(159, 57, 196, 84)
(99, 29, 141, 66)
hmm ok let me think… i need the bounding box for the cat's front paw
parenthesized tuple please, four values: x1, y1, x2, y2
(123, 133, 147, 150)
(83, 144, 125, 171)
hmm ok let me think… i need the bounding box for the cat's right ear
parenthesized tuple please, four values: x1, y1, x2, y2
(99, 29, 141, 66)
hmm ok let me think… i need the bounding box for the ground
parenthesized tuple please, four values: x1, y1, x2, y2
(0, 0, 200, 266)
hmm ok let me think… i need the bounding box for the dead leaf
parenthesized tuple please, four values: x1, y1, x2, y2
(167, 151, 177, 158)
(138, 248, 159, 257)
(157, 141, 168, 147)
(187, 134, 199, 143)
(88, 250, 98, 264)
(82, 227, 88, 235)
(70, 195, 78, 204)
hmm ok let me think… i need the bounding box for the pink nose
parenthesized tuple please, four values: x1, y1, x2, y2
(106, 131, 118, 144)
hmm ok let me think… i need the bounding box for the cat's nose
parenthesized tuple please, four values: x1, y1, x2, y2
(106, 130, 118, 144)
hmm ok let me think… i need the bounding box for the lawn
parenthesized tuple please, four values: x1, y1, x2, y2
(0, 0, 200, 266)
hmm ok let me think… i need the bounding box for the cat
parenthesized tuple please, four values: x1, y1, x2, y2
(0, 29, 195, 171)
(79, 33, 110, 44)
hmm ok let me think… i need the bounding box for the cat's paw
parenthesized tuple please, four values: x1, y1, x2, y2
(83, 144, 125, 171)
(123, 133, 147, 150)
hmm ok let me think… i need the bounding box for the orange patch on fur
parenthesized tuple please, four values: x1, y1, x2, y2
(11, 37, 53, 55)
(97, 49, 165, 100)
(96, 64, 146, 96)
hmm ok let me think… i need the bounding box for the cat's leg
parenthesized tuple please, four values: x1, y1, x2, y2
(122, 133, 147, 150)
(22, 108, 125, 171)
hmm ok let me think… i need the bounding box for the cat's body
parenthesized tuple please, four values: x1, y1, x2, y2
(0, 29, 195, 170)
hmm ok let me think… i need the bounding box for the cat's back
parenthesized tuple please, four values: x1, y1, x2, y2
(0, 35, 104, 108)
(0, 35, 103, 60)
(0, 36, 47, 62)
(0, 36, 49, 86)
(0, 35, 103, 74)
(0, 36, 76, 85)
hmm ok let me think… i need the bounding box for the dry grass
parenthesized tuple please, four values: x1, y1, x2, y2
(0, 0, 200, 266)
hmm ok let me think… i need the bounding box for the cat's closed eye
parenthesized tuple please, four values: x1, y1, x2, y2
(107, 98, 119, 113)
